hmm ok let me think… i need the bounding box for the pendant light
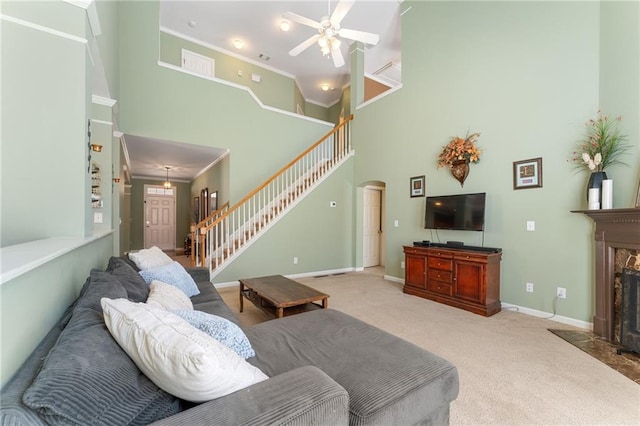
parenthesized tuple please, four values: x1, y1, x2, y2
(163, 166, 171, 189)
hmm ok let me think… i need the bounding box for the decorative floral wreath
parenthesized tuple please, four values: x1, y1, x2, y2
(437, 132, 482, 168)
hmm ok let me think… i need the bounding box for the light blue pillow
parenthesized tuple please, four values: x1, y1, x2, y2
(172, 310, 255, 359)
(139, 262, 200, 298)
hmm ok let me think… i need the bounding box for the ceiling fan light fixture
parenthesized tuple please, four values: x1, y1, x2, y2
(321, 46, 331, 56)
(331, 38, 341, 50)
(318, 36, 329, 48)
(280, 20, 290, 31)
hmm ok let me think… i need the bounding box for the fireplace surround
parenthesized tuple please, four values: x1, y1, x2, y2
(574, 208, 640, 342)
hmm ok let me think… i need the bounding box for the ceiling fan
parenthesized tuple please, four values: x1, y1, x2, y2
(283, 0, 380, 68)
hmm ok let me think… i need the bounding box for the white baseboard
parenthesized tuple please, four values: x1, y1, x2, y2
(384, 275, 404, 284)
(501, 302, 593, 331)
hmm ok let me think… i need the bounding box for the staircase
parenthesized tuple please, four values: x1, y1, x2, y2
(191, 115, 354, 278)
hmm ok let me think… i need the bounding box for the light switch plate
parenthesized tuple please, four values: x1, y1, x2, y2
(526, 221, 535, 231)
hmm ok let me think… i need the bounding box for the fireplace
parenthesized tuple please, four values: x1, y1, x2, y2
(619, 268, 640, 354)
(573, 208, 640, 342)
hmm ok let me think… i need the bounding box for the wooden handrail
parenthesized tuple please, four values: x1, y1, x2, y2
(195, 201, 229, 229)
(202, 115, 354, 233)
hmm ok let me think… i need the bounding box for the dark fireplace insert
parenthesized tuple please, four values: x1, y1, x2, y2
(618, 268, 640, 355)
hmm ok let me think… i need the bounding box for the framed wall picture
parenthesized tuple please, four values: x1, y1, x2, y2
(410, 175, 425, 198)
(513, 158, 543, 190)
(193, 197, 200, 223)
(210, 190, 218, 213)
(201, 188, 209, 220)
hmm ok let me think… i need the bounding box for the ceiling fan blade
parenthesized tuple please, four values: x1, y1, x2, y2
(289, 34, 321, 56)
(338, 28, 380, 45)
(331, 48, 345, 68)
(330, 0, 355, 28)
(283, 12, 322, 29)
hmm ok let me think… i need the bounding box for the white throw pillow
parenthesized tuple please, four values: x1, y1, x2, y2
(147, 280, 193, 311)
(128, 246, 173, 271)
(101, 298, 268, 402)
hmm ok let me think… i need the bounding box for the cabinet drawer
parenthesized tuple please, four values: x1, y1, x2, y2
(427, 269, 452, 283)
(427, 257, 453, 271)
(427, 281, 453, 296)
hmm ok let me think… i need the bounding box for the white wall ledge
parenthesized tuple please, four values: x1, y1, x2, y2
(0, 231, 113, 285)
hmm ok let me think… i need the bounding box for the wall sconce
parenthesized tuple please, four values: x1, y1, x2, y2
(91, 144, 103, 152)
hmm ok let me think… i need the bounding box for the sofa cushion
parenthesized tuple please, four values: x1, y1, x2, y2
(147, 280, 194, 311)
(190, 281, 241, 327)
(171, 310, 255, 359)
(139, 262, 200, 297)
(22, 276, 180, 426)
(128, 246, 173, 270)
(105, 256, 150, 302)
(246, 309, 459, 425)
(101, 298, 268, 403)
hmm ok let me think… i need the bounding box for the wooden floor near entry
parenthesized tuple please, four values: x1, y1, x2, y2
(239, 275, 329, 319)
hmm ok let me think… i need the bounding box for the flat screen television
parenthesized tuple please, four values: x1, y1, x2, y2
(425, 193, 486, 231)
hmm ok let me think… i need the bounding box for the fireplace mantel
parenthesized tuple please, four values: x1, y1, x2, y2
(572, 208, 640, 341)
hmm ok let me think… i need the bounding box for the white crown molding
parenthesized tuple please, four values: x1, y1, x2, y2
(90, 119, 113, 126)
(0, 14, 87, 45)
(194, 150, 230, 180)
(92, 95, 117, 107)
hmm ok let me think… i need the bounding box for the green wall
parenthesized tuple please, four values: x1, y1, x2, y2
(191, 155, 229, 217)
(1, 0, 91, 245)
(1, 0, 123, 385)
(214, 157, 355, 283)
(351, 0, 640, 324)
(160, 31, 298, 113)
(119, 0, 334, 208)
(0, 236, 113, 386)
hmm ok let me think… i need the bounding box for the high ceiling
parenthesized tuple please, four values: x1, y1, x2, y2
(159, 0, 402, 107)
(124, 0, 402, 182)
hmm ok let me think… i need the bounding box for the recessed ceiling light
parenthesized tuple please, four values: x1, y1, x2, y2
(187, 20, 197, 28)
(280, 20, 290, 32)
(233, 39, 244, 49)
(321, 83, 330, 91)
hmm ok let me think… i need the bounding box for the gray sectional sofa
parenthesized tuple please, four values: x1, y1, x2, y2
(1, 256, 459, 425)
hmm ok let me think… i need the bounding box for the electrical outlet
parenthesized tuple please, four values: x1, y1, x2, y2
(526, 221, 535, 231)
(557, 287, 567, 299)
(401, 261, 405, 269)
(93, 212, 103, 224)
(526, 282, 534, 293)
(293, 257, 298, 265)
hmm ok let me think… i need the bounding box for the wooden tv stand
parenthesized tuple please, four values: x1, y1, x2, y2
(403, 245, 502, 316)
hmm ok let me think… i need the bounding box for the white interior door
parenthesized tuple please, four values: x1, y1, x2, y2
(144, 186, 176, 250)
(363, 188, 382, 267)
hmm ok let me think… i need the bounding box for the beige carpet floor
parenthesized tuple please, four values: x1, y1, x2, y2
(217, 267, 640, 426)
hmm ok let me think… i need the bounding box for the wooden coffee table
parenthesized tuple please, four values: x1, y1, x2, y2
(239, 275, 329, 319)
